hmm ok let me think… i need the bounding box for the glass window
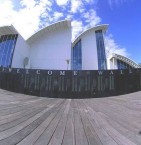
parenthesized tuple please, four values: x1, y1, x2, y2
(117, 59, 133, 69)
(0, 34, 18, 67)
(72, 40, 82, 70)
(95, 30, 107, 70)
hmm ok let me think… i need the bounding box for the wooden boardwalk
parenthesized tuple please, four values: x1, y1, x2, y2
(0, 89, 141, 145)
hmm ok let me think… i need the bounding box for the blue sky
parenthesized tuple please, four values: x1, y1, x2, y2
(97, 0, 141, 63)
(0, 0, 140, 63)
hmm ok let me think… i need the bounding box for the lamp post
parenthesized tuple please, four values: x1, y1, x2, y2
(66, 59, 70, 70)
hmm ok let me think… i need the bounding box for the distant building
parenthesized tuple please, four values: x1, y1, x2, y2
(138, 63, 141, 68)
(109, 53, 140, 69)
(0, 20, 108, 70)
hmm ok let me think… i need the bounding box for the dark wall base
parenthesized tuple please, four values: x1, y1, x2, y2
(0, 67, 141, 98)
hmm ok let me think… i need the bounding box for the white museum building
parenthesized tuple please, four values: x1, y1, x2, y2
(0, 20, 140, 70)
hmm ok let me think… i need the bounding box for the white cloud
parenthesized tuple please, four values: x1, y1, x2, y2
(55, 0, 70, 6)
(71, 0, 83, 13)
(83, 9, 101, 29)
(20, 0, 36, 9)
(84, 0, 95, 3)
(105, 34, 129, 58)
(0, 0, 53, 39)
(0, 0, 129, 59)
(0, 0, 101, 41)
(53, 12, 64, 21)
(71, 8, 101, 40)
(108, 0, 131, 9)
(0, 0, 15, 26)
(71, 20, 83, 40)
(66, 14, 73, 20)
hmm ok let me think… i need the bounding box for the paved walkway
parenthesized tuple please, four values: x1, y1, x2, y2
(0, 89, 141, 145)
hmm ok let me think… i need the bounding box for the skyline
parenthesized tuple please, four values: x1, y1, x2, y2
(0, 0, 140, 63)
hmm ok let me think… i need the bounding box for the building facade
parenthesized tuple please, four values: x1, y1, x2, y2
(27, 21, 71, 70)
(109, 53, 140, 69)
(1, 20, 130, 70)
(72, 25, 108, 70)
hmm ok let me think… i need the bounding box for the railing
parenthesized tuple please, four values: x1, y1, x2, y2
(0, 67, 141, 98)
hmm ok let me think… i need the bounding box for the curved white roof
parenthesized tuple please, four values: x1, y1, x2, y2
(27, 20, 71, 45)
(0, 25, 19, 36)
(110, 53, 139, 68)
(72, 24, 108, 47)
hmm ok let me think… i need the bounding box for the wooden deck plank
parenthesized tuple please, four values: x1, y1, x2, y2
(47, 99, 71, 145)
(77, 100, 113, 145)
(73, 100, 89, 145)
(0, 99, 61, 141)
(34, 100, 69, 145)
(99, 112, 141, 145)
(0, 100, 63, 145)
(0, 89, 140, 145)
(61, 100, 75, 145)
(16, 100, 65, 145)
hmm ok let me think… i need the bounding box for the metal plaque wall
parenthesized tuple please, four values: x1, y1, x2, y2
(0, 67, 141, 98)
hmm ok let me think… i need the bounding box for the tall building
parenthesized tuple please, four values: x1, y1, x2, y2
(0, 20, 108, 70)
(72, 25, 108, 70)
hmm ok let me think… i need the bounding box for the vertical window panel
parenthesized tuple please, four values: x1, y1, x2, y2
(117, 59, 133, 69)
(95, 30, 107, 70)
(0, 35, 8, 66)
(0, 34, 18, 67)
(72, 40, 82, 70)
